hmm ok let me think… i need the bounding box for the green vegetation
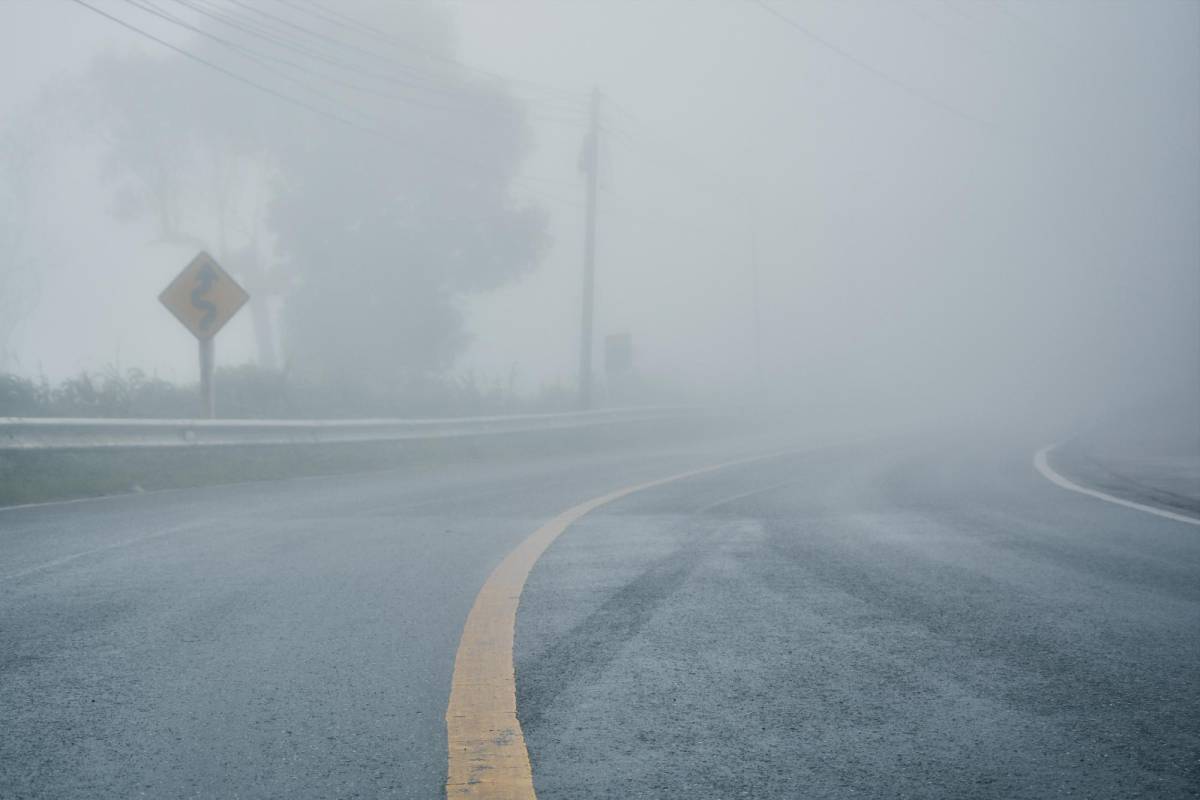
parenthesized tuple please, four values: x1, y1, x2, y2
(0, 366, 577, 420)
(0, 366, 687, 507)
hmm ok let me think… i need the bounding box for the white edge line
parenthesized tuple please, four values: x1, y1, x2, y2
(0, 456, 464, 514)
(1034, 444, 1200, 527)
(0, 521, 209, 582)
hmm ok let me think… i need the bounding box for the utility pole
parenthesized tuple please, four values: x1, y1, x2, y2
(578, 88, 601, 410)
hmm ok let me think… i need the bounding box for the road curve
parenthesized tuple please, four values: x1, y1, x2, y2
(0, 437, 781, 799)
(3, 434, 1197, 799)
(515, 441, 1200, 798)
(1035, 444, 1200, 527)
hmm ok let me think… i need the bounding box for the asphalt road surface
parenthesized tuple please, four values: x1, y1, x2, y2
(2, 434, 1198, 798)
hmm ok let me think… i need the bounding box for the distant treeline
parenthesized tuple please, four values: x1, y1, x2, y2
(0, 367, 579, 420)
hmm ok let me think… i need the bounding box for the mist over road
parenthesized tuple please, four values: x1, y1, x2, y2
(3, 2, 1197, 797)
(518, 441, 1200, 798)
(3, 434, 1196, 799)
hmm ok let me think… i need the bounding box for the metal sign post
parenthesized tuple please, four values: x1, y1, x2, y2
(199, 338, 215, 419)
(159, 251, 249, 419)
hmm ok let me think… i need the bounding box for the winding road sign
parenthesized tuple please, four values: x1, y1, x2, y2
(159, 251, 249, 340)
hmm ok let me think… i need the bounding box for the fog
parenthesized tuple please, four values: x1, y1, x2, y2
(2, 0, 1197, 433)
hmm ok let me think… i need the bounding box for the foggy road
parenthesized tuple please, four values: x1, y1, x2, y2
(2, 436, 1197, 799)
(3, 1, 1197, 798)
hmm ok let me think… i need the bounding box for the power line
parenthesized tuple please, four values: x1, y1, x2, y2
(126, 0, 584, 129)
(269, 0, 585, 104)
(748, 0, 988, 127)
(178, 0, 447, 94)
(135, 0, 560, 121)
(169, 0, 585, 121)
(113, 0, 584, 133)
(225, 0, 457, 82)
(226, 0, 588, 114)
(68, 0, 382, 133)
(67, 0, 586, 205)
(119, 0, 446, 117)
(69, 0, 751, 228)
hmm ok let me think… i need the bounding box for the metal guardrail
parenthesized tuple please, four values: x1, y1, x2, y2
(0, 408, 700, 451)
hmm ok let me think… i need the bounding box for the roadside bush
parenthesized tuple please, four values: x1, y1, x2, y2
(0, 373, 50, 417)
(48, 368, 190, 418)
(0, 365, 580, 419)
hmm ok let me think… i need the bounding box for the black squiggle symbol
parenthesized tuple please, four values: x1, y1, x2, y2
(191, 262, 218, 331)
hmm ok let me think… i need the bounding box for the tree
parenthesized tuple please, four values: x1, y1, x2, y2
(53, 0, 547, 400)
(270, 54, 547, 393)
(0, 124, 44, 371)
(69, 49, 285, 367)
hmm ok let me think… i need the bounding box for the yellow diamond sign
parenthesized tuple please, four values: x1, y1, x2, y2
(159, 252, 249, 340)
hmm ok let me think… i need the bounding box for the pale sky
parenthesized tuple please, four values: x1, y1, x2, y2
(2, 0, 1197, 421)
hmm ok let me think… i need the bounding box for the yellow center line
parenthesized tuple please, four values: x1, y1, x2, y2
(444, 450, 794, 799)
